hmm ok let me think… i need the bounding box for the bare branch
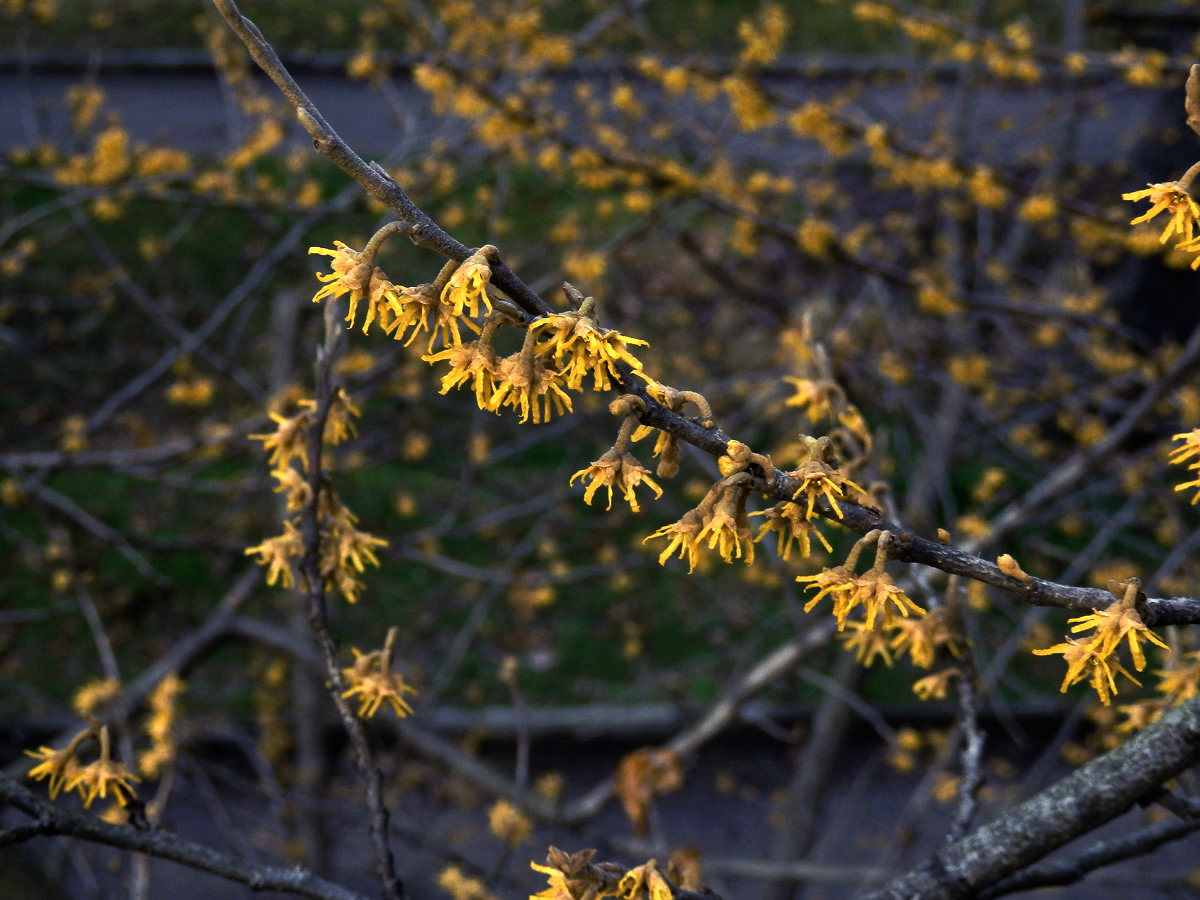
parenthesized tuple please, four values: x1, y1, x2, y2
(208, 0, 552, 319)
(864, 695, 1200, 899)
(0, 776, 370, 900)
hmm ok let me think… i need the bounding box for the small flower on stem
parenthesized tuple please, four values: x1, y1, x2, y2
(341, 627, 418, 719)
(644, 508, 706, 572)
(1067, 578, 1168, 672)
(913, 667, 959, 701)
(695, 482, 755, 566)
(422, 314, 505, 409)
(1033, 635, 1140, 706)
(752, 501, 833, 561)
(1122, 180, 1200, 245)
(64, 725, 141, 808)
(250, 410, 310, 472)
(490, 325, 574, 424)
(244, 520, 303, 589)
(888, 608, 959, 669)
(531, 287, 648, 391)
(441, 245, 498, 318)
(571, 398, 662, 512)
(25, 727, 92, 800)
(840, 621, 893, 667)
(788, 435, 865, 519)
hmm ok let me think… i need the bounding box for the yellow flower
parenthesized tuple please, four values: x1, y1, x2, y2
(644, 508, 705, 572)
(437, 866, 493, 900)
(1169, 428, 1200, 502)
(1034, 635, 1140, 705)
(72, 678, 121, 715)
(423, 339, 501, 410)
(341, 646, 418, 719)
(783, 376, 839, 422)
(913, 668, 958, 701)
(531, 305, 648, 392)
(1169, 428, 1200, 467)
(271, 465, 313, 512)
(140, 673, 186, 778)
(1156, 649, 1200, 702)
(249, 410, 310, 472)
(571, 449, 662, 512)
(840, 621, 893, 667)
(490, 345, 574, 424)
(244, 521, 303, 589)
(888, 608, 958, 669)
(310, 241, 372, 317)
(797, 566, 858, 623)
(529, 861, 573, 900)
(695, 487, 754, 565)
(752, 501, 832, 561)
(67, 756, 140, 808)
(1123, 182, 1200, 245)
(1115, 699, 1163, 735)
(61, 725, 140, 808)
(330, 522, 389, 575)
(1017, 193, 1057, 224)
(618, 860, 673, 900)
(849, 570, 925, 631)
(441, 246, 496, 318)
(304, 387, 359, 446)
(487, 798, 532, 848)
(1067, 598, 1168, 672)
(787, 436, 864, 519)
(25, 744, 82, 800)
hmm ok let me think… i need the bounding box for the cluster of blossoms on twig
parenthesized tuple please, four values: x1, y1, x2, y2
(244, 388, 387, 604)
(26, 720, 140, 809)
(1034, 579, 1169, 706)
(1121, 67, 1200, 268)
(341, 626, 418, 719)
(571, 396, 663, 513)
(798, 529, 925, 629)
(310, 234, 649, 426)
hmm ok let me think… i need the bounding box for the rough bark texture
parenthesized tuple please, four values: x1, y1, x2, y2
(864, 695, 1200, 899)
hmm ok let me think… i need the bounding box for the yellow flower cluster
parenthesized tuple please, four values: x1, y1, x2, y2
(787, 435, 865, 520)
(139, 673, 186, 778)
(314, 236, 649, 427)
(1123, 183, 1200, 269)
(341, 635, 418, 719)
(53, 125, 131, 187)
(835, 606, 962, 699)
(1169, 428, 1200, 502)
(26, 723, 140, 808)
(1034, 580, 1168, 705)
(571, 450, 662, 513)
(798, 531, 925, 631)
(245, 390, 387, 603)
(530, 300, 648, 393)
(645, 476, 755, 572)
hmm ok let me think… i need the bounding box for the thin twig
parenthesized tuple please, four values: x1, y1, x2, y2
(297, 298, 403, 900)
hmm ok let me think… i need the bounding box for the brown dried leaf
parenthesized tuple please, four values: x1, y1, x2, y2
(613, 747, 684, 835)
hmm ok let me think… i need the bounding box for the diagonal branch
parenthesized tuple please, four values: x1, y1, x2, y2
(0, 776, 369, 900)
(209, 0, 552, 319)
(863, 695, 1200, 899)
